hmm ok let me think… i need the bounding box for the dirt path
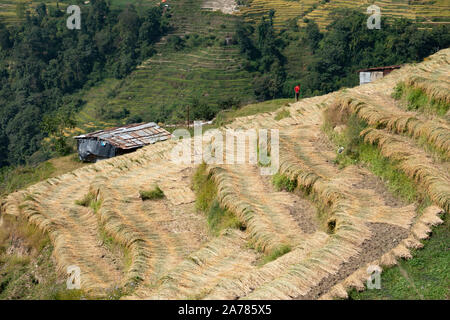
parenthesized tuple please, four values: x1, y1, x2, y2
(202, 0, 238, 14)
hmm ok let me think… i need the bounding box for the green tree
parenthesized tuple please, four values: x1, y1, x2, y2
(0, 0, 168, 167)
(0, 21, 11, 50)
(41, 109, 76, 156)
(305, 20, 322, 52)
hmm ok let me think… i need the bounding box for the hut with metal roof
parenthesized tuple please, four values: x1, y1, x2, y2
(74, 122, 172, 162)
(357, 65, 402, 85)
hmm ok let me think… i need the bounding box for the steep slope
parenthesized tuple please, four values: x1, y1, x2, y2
(75, 0, 256, 131)
(1, 48, 448, 299)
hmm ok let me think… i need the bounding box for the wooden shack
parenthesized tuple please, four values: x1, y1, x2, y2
(357, 65, 402, 85)
(74, 122, 172, 162)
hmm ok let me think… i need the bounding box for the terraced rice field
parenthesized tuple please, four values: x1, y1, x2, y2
(1, 48, 448, 299)
(239, 0, 450, 30)
(0, 0, 156, 25)
(3, 1, 59, 24)
(76, 0, 256, 129)
(0, 1, 90, 25)
(238, 0, 311, 28)
(0, 1, 53, 25)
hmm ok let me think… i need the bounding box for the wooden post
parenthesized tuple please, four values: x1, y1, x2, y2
(187, 105, 190, 129)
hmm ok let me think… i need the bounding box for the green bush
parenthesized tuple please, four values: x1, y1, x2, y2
(392, 82, 405, 100)
(341, 115, 368, 159)
(139, 186, 165, 201)
(75, 191, 102, 212)
(272, 173, 297, 192)
(75, 192, 96, 207)
(167, 35, 185, 51)
(207, 200, 243, 236)
(193, 163, 243, 235)
(407, 87, 429, 111)
(193, 163, 217, 212)
(274, 109, 290, 120)
(392, 82, 449, 116)
(259, 244, 291, 265)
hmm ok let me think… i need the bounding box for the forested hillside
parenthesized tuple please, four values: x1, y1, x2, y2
(274, 10, 450, 96)
(0, 1, 448, 169)
(0, 1, 168, 167)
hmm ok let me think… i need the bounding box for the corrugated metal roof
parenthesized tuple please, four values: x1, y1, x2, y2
(74, 122, 172, 149)
(356, 65, 403, 73)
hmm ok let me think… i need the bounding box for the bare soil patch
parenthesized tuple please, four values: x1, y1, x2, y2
(298, 222, 409, 299)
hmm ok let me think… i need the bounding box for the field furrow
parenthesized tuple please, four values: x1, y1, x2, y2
(17, 170, 124, 293)
(93, 162, 209, 294)
(209, 163, 313, 253)
(134, 229, 257, 300)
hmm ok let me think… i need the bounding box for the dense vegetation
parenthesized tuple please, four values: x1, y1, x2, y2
(0, 1, 168, 167)
(235, 10, 287, 100)
(237, 9, 450, 98)
(74, 0, 256, 134)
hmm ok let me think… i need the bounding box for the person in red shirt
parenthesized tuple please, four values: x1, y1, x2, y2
(294, 84, 300, 102)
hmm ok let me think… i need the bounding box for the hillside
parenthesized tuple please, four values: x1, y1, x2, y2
(1, 48, 448, 299)
(1, 0, 448, 169)
(0, 0, 44, 25)
(74, 0, 450, 133)
(74, 0, 256, 133)
(239, 0, 450, 30)
(0, 0, 156, 25)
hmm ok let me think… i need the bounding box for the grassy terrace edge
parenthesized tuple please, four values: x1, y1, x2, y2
(321, 102, 449, 300)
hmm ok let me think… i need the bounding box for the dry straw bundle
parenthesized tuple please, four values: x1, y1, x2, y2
(136, 229, 256, 300)
(208, 164, 304, 254)
(362, 128, 450, 212)
(335, 96, 450, 158)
